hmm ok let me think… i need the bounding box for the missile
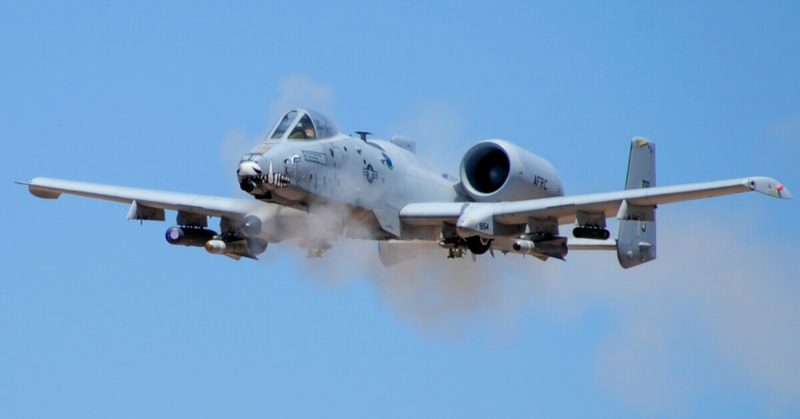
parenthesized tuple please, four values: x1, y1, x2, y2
(203, 238, 266, 259)
(511, 238, 568, 260)
(511, 239, 535, 254)
(204, 239, 227, 255)
(165, 226, 217, 247)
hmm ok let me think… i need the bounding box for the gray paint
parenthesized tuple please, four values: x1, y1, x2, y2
(20, 109, 792, 267)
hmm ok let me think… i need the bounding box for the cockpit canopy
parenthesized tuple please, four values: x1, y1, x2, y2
(268, 108, 339, 140)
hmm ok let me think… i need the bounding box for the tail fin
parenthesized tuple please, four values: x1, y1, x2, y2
(625, 137, 656, 189)
(617, 138, 657, 268)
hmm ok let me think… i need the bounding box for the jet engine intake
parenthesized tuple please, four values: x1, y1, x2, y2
(459, 140, 563, 202)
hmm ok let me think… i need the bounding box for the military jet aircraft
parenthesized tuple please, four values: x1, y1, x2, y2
(19, 108, 791, 268)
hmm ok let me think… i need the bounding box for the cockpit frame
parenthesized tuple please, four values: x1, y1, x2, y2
(268, 108, 339, 141)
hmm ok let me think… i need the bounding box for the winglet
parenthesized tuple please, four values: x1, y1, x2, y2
(746, 177, 792, 199)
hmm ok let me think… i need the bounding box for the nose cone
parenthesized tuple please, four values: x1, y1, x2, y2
(237, 161, 263, 177)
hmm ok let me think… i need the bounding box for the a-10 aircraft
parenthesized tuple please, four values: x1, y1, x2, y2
(20, 108, 791, 268)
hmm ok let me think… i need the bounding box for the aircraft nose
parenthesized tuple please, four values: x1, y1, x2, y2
(237, 161, 263, 177)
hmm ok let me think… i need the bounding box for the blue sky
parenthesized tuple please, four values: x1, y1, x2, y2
(2, 1, 799, 417)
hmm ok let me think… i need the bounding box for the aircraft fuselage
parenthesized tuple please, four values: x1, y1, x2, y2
(238, 133, 459, 240)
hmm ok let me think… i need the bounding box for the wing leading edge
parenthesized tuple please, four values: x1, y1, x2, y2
(400, 176, 791, 227)
(18, 177, 312, 260)
(20, 177, 265, 219)
(401, 175, 789, 268)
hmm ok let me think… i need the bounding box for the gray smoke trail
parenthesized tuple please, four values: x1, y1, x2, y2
(550, 211, 799, 413)
(267, 74, 335, 123)
(287, 237, 549, 338)
(385, 100, 467, 177)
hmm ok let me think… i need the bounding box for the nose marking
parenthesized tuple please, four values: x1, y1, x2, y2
(238, 161, 263, 177)
(238, 155, 292, 192)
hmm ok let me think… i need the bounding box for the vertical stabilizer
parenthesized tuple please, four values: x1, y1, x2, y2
(617, 138, 657, 268)
(625, 137, 656, 190)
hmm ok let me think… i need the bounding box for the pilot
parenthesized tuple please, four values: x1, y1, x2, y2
(304, 125, 316, 139)
(289, 119, 316, 139)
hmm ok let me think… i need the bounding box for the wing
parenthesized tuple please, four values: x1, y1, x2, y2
(18, 177, 305, 260)
(20, 177, 265, 220)
(400, 175, 790, 267)
(400, 176, 792, 228)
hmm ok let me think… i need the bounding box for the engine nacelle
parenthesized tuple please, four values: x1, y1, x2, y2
(459, 139, 563, 202)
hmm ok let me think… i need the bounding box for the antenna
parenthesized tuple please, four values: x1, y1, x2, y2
(354, 131, 372, 141)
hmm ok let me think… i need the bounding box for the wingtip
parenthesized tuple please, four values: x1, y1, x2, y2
(19, 177, 62, 199)
(778, 184, 793, 199)
(747, 177, 792, 200)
